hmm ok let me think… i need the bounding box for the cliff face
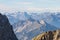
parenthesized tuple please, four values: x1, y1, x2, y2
(32, 29, 60, 40)
(0, 13, 18, 40)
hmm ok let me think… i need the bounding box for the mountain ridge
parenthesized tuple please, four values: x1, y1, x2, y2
(13, 19, 58, 40)
(32, 29, 60, 40)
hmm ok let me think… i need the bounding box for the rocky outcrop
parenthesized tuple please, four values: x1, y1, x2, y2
(0, 13, 18, 40)
(32, 29, 60, 40)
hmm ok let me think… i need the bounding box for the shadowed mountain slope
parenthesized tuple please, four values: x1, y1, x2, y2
(0, 13, 18, 40)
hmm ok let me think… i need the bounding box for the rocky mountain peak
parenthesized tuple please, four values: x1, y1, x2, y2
(32, 29, 60, 40)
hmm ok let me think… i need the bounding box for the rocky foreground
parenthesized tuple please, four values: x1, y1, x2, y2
(32, 29, 60, 40)
(0, 13, 18, 40)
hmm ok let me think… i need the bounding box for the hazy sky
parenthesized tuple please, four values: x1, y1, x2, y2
(0, 0, 60, 12)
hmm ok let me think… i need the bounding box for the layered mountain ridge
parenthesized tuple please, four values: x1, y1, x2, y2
(4, 12, 60, 28)
(13, 19, 58, 40)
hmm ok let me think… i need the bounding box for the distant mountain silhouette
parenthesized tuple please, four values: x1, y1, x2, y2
(0, 13, 18, 40)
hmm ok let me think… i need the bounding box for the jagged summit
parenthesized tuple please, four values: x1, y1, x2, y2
(0, 13, 18, 40)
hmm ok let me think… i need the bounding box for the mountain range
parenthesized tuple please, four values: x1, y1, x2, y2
(3, 12, 60, 28)
(13, 19, 59, 40)
(2, 12, 60, 40)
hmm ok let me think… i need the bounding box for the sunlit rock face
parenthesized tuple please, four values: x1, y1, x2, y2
(32, 29, 60, 40)
(0, 13, 18, 40)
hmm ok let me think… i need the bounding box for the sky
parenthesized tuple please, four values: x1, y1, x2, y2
(0, 0, 60, 12)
